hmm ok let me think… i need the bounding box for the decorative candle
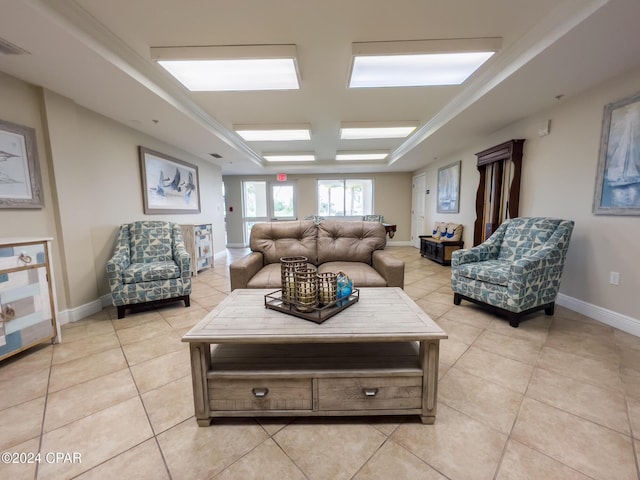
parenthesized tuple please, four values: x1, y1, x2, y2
(280, 256, 308, 304)
(317, 272, 337, 306)
(294, 266, 318, 312)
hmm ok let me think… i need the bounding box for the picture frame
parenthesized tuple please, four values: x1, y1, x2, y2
(139, 146, 201, 214)
(593, 91, 640, 215)
(0, 119, 44, 208)
(437, 160, 461, 213)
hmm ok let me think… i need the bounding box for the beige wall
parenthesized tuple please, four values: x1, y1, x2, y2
(222, 172, 412, 245)
(0, 72, 226, 313)
(0, 72, 65, 309)
(414, 66, 640, 321)
(2, 62, 638, 323)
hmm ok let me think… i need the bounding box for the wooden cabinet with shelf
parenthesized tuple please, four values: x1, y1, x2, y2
(180, 224, 213, 276)
(0, 238, 60, 361)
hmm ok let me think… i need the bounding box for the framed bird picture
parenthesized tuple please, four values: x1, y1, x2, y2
(139, 146, 201, 214)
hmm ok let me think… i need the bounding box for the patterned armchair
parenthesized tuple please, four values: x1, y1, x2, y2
(451, 217, 574, 327)
(106, 221, 192, 319)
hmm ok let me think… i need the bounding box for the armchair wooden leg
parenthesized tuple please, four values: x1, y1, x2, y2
(184, 295, 190, 307)
(117, 305, 126, 319)
(453, 293, 462, 305)
(544, 302, 555, 316)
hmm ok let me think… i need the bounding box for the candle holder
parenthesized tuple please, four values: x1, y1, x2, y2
(294, 266, 318, 312)
(280, 256, 308, 304)
(317, 272, 338, 306)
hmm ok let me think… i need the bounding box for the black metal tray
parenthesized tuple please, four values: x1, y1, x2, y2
(264, 288, 359, 324)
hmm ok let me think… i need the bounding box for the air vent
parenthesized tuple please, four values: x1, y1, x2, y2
(210, 153, 223, 158)
(0, 37, 30, 55)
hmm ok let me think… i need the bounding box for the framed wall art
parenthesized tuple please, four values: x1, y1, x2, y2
(437, 160, 461, 213)
(593, 91, 640, 215)
(139, 146, 201, 214)
(0, 119, 44, 208)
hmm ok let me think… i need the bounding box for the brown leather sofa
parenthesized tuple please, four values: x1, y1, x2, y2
(230, 220, 404, 290)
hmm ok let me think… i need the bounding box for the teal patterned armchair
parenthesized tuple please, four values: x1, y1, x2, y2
(106, 221, 192, 319)
(451, 217, 574, 327)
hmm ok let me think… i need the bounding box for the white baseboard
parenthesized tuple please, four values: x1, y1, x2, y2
(557, 293, 640, 337)
(214, 250, 227, 260)
(56, 299, 104, 326)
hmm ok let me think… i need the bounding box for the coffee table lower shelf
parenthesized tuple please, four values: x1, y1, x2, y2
(188, 341, 441, 426)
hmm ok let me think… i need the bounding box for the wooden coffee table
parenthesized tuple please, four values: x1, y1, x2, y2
(182, 287, 447, 426)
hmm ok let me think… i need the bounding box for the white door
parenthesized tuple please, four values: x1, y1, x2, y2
(411, 174, 426, 248)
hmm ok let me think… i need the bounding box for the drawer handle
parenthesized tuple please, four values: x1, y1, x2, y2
(252, 388, 269, 398)
(362, 388, 379, 398)
(19, 253, 33, 264)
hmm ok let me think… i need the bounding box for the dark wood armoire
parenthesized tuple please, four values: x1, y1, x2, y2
(473, 139, 525, 246)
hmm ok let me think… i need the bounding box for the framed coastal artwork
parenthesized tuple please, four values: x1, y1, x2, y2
(139, 146, 201, 214)
(593, 91, 640, 215)
(437, 161, 461, 213)
(0, 119, 44, 208)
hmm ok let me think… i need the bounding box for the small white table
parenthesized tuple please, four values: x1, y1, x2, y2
(182, 287, 447, 426)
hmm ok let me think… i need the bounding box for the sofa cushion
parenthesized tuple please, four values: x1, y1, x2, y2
(443, 223, 463, 241)
(432, 222, 447, 240)
(246, 263, 282, 289)
(251, 220, 318, 265)
(317, 221, 386, 265)
(456, 260, 511, 287)
(123, 261, 181, 284)
(317, 262, 387, 287)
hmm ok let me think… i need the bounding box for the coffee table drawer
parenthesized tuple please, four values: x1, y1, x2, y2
(209, 378, 312, 411)
(317, 377, 423, 411)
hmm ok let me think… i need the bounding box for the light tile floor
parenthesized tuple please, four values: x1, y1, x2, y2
(1, 246, 639, 479)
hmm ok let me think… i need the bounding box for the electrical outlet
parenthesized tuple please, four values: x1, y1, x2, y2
(609, 272, 620, 285)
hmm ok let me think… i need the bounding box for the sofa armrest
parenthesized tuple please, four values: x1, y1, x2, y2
(229, 252, 265, 290)
(372, 250, 405, 288)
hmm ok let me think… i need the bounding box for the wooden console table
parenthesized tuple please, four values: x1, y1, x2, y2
(383, 223, 397, 238)
(182, 288, 447, 426)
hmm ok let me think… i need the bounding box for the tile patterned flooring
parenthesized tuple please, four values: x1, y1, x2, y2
(1, 246, 639, 479)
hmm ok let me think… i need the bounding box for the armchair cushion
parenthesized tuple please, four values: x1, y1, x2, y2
(455, 260, 511, 287)
(129, 221, 174, 263)
(123, 261, 181, 284)
(497, 218, 559, 262)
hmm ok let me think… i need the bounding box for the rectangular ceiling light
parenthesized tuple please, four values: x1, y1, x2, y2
(263, 153, 315, 162)
(235, 124, 311, 142)
(340, 122, 417, 140)
(151, 45, 300, 91)
(336, 151, 388, 161)
(349, 38, 501, 88)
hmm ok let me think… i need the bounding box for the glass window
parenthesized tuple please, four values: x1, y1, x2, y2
(243, 181, 267, 218)
(242, 180, 298, 246)
(317, 179, 373, 216)
(271, 183, 296, 218)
